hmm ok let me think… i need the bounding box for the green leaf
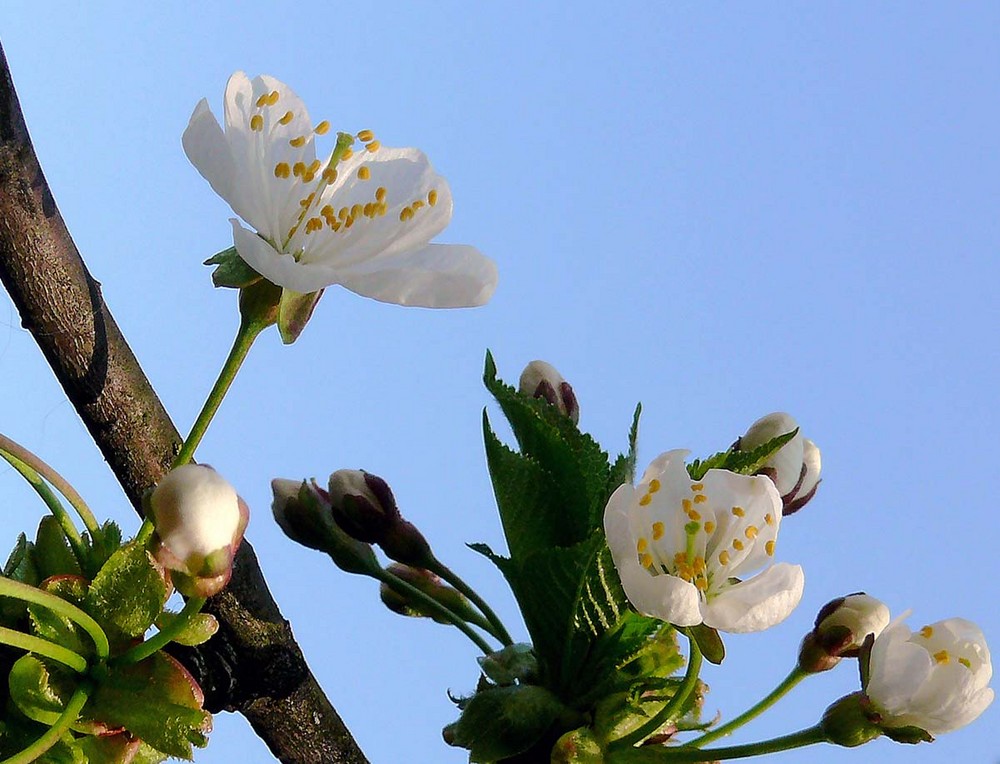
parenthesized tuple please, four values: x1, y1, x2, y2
(34, 516, 81, 579)
(478, 643, 539, 686)
(88, 652, 211, 760)
(1, 533, 39, 622)
(85, 541, 167, 639)
(448, 684, 571, 763)
(8, 655, 73, 727)
(484, 351, 611, 539)
(687, 429, 798, 481)
(29, 576, 91, 658)
(154, 610, 219, 647)
(85, 520, 123, 572)
(689, 623, 725, 665)
(575, 613, 667, 697)
(78, 733, 160, 764)
(204, 246, 261, 289)
(608, 403, 642, 495)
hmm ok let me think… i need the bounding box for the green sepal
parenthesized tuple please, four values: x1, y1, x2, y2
(446, 684, 576, 763)
(277, 287, 323, 344)
(29, 576, 91, 658)
(882, 724, 934, 745)
(85, 541, 168, 639)
(34, 516, 81, 579)
(478, 643, 539, 686)
(154, 610, 219, 647)
(204, 246, 262, 289)
(87, 652, 211, 760)
(687, 429, 799, 480)
(551, 727, 605, 763)
(688, 623, 725, 665)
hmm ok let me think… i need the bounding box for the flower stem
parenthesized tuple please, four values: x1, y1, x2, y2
(0, 625, 88, 672)
(114, 596, 206, 666)
(0, 578, 109, 660)
(172, 316, 267, 469)
(428, 556, 514, 646)
(375, 568, 496, 655)
(687, 666, 808, 747)
(0, 433, 101, 537)
(0, 683, 91, 764)
(0, 448, 88, 569)
(612, 628, 704, 750)
(611, 725, 828, 763)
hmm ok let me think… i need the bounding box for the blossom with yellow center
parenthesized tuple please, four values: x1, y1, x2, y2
(865, 614, 993, 736)
(182, 72, 497, 310)
(603, 449, 804, 633)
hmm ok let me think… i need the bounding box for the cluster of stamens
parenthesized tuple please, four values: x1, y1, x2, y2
(918, 625, 973, 669)
(633, 478, 778, 598)
(246, 90, 442, 246)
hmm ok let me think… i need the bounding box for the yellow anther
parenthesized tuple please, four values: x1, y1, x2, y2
(322, 168, 338, 183)
(691, 483, 704, 492)
(250, 114, 264, 132)
(687, 510, 701, 522)
(376, 187, 387, 202)
(695, 578, 708, 591)
(339, 207, 349, 221)
(255, 93, 269, 108)
(344, 215, 355, 228)
(765, 513, 774, 526)
(682, 498, 693, 513)
(920, 626, 934, 639)
(305, 217, 323, 233)
(331, 220, 341, 232)
(274, 162, 291, 179)
(357, 129, 375, 142)
(302, 171, 315, 183)
(267, 90, 280, 106)
(357, 166, 371, 180)
(376, 202, 388, 216)
(732, 539, 744, 551)
(765, 540, 776, 556)
(693, 556, 706, 574)
(647, 479, 661, 493)
(321, 204, 334, 217)
(637, 538, 648, 554)
(365, 140, 381, 153)
(745, 526, 759, 540)
(959, 657, 972, 669)
(412, 199, 425, 210)
(640, 553, 654, 569)
(651, 522, 664, 540)
(639, 494, 652, 506)
(731, 506, 745, 517)
(363, 202, 374, 217)
(290, 136, 307, 148)
(314, 120, 331, 135)
(399, 206, 414, 222)
(279, 111, 294, 125)
(308, 160, 321, 176)
(351, 204, 363, 218)
(933, 650, 951, 665)
(704, 521, 716, 534)
(693, 494, 708, 504)
(298, 192, 315, 208)
(719, 550, 730, 566)
(342, 148, 354, 161)
(428, 189, 438, 206)
(293, 162, 306, 177)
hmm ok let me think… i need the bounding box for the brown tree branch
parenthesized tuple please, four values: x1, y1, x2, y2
(0, 40, 367, 764)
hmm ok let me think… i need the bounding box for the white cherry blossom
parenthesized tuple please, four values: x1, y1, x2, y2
(604, 450, 803, 633)
(183, 72, 497, 309)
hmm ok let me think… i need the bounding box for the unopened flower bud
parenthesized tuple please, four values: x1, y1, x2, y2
(799, 594, 890, 672)
(379, 563, 466, 623)
(821, 692, 883, 748)
(738, 413, 804, 496)
(327, 470, 399, 544)
(149, 465, 248, 598)
(518, 360, 579, 423)
(784, 438, 822, 515)
(271, 478, 379, 575)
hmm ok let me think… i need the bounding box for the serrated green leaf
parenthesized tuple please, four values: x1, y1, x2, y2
(687, 429, 798, 481)
(154, 610, 219, 647)
(1, 534, 39, 622)
(8, 655, 72, 727)
(34, 516, 81, 579)
(88, 653, 210, 760)
(448, 684, 570, 763)
(484, 351, 611, 539)
(478, 643, 539, 686)
(608, 403, 642, 494)
(204, 246, 262, 288)
(86, 541, 167, 639)
(29, 576, 91, 658)
(85, 520, 123, 573)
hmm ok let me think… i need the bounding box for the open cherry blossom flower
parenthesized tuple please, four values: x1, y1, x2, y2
(182, 72, 497, 328)
(865, 615, 993, 737)
(603, 450, 803, 633)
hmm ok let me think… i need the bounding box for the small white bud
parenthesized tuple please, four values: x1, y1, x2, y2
(740, 412, 805, 497)
(518, 360, 579, 423)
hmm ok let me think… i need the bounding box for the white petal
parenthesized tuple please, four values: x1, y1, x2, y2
(182, 98, 238, 208)
(701, 562, 804, 633)
(230, 220, 298, 287)
(332, 244, 498, 307)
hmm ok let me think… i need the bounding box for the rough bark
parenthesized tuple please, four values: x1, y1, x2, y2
(0, 40, 367, 764)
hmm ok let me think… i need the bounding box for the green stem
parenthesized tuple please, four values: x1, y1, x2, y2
(135, 518, 155, 547)
(172, 317, 266, 469)
(0, 625, 88, 672)
(428, 557, 514, 646)
(687, 666, 808, 747)
(0, 449, 88, 569)
(0, 578, 109, 660)
(612, 629, 704, 750)
(375, 568, 495, 655)
(0, 433, 101, 537)
(114, 597, 206, 666)
(0, 683, 91, 764)
(612, 725, 828, 763)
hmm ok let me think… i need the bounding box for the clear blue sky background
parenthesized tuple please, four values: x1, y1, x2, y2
(2, 3, 998, 763)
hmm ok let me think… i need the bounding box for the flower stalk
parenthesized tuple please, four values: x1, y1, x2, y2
(114, 596, 207, 667)
(0, 625, 88, 673)
(0, 684, 92, 764)
(427, 557, 514, 646)
(613, 724, 828, 762)
(0, 578, 109, 660)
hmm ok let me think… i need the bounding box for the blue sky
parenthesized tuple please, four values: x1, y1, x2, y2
(2, 3, 998, 762)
